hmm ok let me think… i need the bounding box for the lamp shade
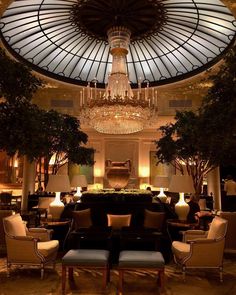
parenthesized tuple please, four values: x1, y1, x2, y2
(46, 174, 71, 192)
(169, 175, 195, 193)
(71, 175, 88, 188)
(153, 176, 169, 188)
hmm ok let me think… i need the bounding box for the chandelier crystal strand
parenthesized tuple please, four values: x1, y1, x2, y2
(80, 26, 158, 134)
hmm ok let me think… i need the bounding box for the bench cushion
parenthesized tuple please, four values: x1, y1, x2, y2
(62, 249, 109, 266)
(119, 250, 165, 268)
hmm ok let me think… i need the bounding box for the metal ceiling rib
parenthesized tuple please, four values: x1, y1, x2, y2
(0, 0, 235, 87)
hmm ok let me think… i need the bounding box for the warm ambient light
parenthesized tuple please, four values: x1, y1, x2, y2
(169, 175, 195, 221)
(71, 175, 88, 198)
(46, 174, 71, 220)
(153, 176, 169, 203)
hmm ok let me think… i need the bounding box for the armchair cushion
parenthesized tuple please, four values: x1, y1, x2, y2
(207, 216, 228, 239)
(172, 241, 190, 260)
(72, 209, 92, 230)
(26, 228, 52, 241)
(3, 214, 26, 236)
(107, 214, 131, 230)
(38, 240, 59, 257)
(143, 210, 165, 230)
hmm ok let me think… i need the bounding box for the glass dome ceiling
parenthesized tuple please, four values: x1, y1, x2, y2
(0, 0, 235, 88)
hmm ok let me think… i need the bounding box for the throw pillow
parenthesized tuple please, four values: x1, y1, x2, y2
(72, 209, 92, 230)
(143, 210, 165, 230)
(107, 214, 131, 230)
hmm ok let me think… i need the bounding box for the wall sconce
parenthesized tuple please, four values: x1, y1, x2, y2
(71, 175, 88, 199)
(46, 174, 71, 220)
(139, 167, 149, 178)
(94, 168, 102, 177)
(169, 175, 195, 221)
(153, 176, 169, 203)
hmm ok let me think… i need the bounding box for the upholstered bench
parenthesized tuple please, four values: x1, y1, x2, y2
(61, 249, 110, 294)
(118, 250, 165, 293)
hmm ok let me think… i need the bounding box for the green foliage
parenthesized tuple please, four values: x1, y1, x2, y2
(0, 48, 42, 102)
(155, 44, 236, 196)
(0, 48, 95, 173)
(155, 111, 215, 196)
(0, 100, 95, 167)
(199, 44, 236, 166)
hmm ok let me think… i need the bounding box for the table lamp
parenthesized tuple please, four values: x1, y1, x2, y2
(71, 175, 87, 199)
(169, 175, 195, 221)
(46, 174, 71, 220)
(153, 176, 169, 203)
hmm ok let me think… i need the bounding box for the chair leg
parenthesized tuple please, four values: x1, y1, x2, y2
(103, 268, 108, 289)
(62, 266, 66, 295)
(6, 263, 10, 277)
(40, 265, 44, 279)
(182, 266, 186, 282)
(107, 265, 110, 283)
(118, 270, 124, 294)
(219, 266, 223, 283)
(157, 269, 165, 291)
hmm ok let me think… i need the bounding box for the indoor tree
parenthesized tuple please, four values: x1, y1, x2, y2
(199, 44, 236, 167)
(0, 48, 95, 191)
(155, 44, 236, 199)
(0, 48, 42, 103)
(155, 110, 217, 199)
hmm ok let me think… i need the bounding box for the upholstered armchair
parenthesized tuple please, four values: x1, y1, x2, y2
(172, 216, 228, 282)
(3, 213, 59, 278)
(0, 210, 13, 253)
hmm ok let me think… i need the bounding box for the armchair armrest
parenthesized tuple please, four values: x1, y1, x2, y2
(26, 228, 52, 241)
(187, 238, 215, 244)
(183, 230, 208, 242)
(14, 235, 38, 241)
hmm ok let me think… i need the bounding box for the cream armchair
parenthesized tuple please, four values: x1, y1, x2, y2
(3, 213, 59, 278)
(172, 216, 228, 282)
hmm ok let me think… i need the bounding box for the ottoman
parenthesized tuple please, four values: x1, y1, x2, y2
(61, 249, 110, 294)
(118, 250, 165, 293)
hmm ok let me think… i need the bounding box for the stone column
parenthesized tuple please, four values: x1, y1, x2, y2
(21, 156, 36, 212)
(207, 167, 221, 210)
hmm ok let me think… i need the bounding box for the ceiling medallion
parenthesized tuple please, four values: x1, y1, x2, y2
(71, 0, 167, 41)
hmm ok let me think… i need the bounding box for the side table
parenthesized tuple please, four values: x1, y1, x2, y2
(167, 219, 198, 242)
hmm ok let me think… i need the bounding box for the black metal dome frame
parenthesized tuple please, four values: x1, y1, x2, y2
(0, 0, 235, 88)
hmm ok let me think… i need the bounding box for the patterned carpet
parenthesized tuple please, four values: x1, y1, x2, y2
(0, 254, 236, 295)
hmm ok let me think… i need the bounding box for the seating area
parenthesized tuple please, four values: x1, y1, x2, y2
(0, 0, 235, 293)
(1, 194, 236, 294)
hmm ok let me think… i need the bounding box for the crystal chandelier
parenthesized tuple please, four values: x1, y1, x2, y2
(80, 27, 158, 134)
